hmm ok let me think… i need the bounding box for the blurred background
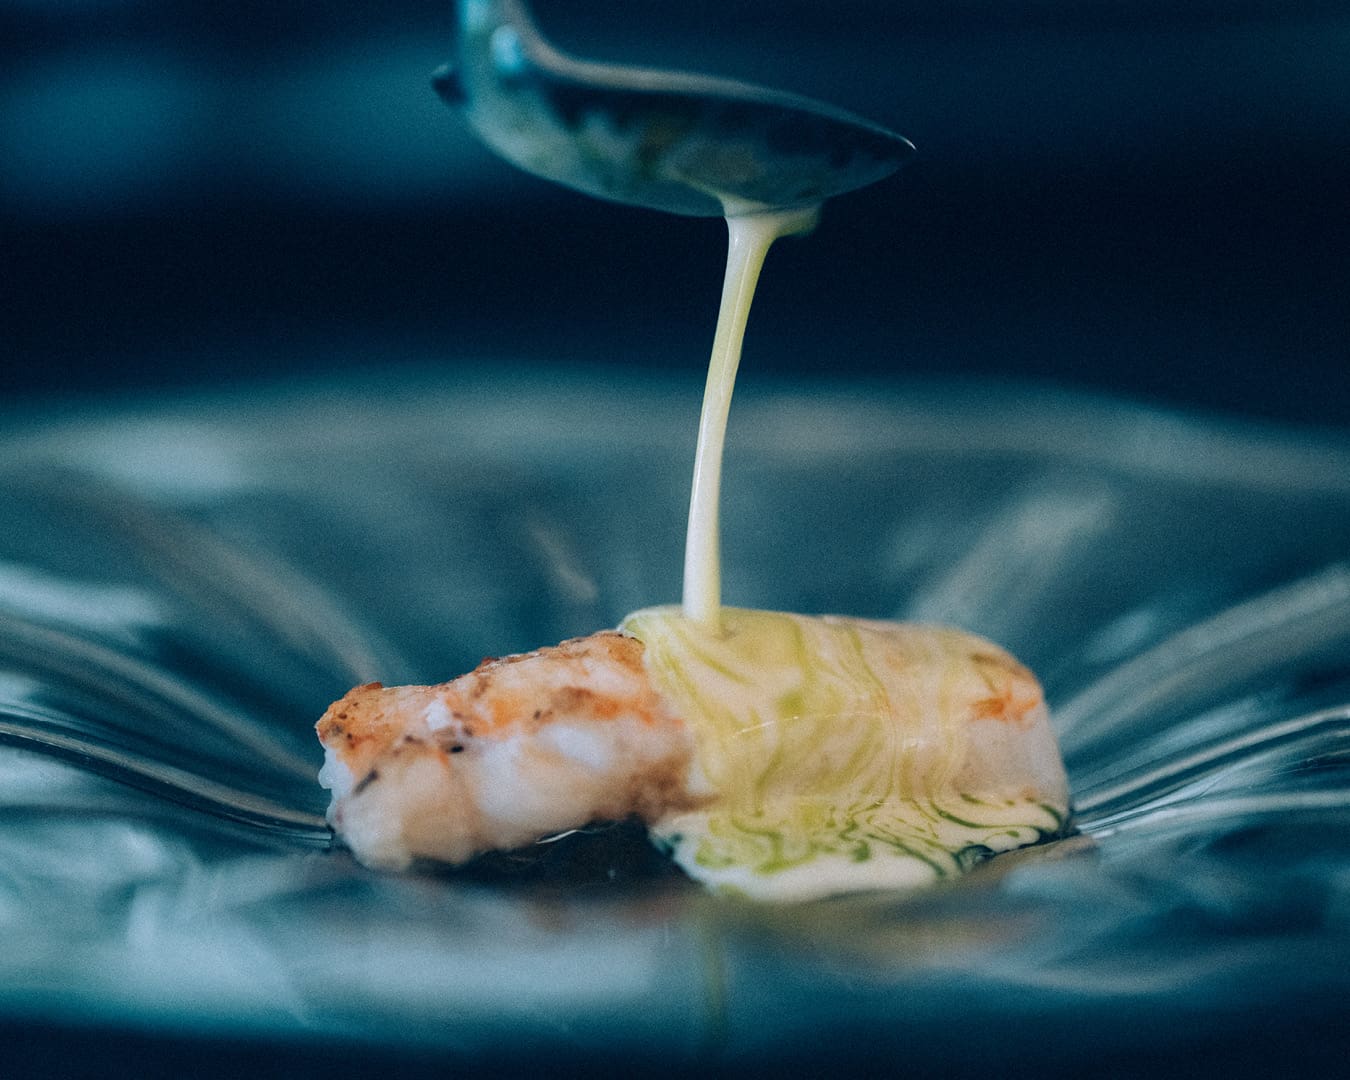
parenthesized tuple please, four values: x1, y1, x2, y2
(3, 0, 1347, 425)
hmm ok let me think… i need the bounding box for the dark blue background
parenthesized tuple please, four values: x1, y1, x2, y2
(4, 1, 1348, 425)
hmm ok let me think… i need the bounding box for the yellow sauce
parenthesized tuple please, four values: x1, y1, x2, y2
(622, 607, 1069, 900)
(657, 206, 1070, 898)
(681, 205, 820, 630)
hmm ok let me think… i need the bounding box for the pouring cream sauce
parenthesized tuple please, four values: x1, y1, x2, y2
(682, 204, 820, 629)
(623, 200, 1070, 899)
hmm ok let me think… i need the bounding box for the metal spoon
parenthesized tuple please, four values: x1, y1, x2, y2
(433, 0, 915, 217)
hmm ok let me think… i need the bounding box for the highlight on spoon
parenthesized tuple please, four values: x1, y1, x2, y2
(437, 0, 916, 217)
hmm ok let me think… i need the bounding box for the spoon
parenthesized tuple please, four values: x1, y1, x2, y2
(433, 0, 915, 217)
(432, 1, 916, 633)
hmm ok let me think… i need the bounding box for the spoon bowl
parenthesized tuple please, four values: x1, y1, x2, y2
(434, 0, 915, 216)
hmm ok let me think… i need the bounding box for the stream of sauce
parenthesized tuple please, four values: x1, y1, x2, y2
(681, 204, 820, 630)
(662, 206, 1070, 897)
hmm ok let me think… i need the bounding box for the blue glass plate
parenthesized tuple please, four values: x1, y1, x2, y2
(2, 369, 1347, 1072)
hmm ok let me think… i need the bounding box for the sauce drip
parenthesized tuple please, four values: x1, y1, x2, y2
(682, 204, 820, 631)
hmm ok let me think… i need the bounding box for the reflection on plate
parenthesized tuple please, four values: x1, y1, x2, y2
(2, 370, 1348, 1072)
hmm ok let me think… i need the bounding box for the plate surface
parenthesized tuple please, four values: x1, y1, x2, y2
(2, 370, 1348, 1073)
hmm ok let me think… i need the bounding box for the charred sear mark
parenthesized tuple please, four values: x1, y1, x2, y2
(432, 726, 472, 754)
(353, 769, 380, 795)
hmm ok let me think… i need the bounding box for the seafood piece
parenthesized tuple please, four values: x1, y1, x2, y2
(316, 631, 697, 871)
(317, 608, 1071, 900)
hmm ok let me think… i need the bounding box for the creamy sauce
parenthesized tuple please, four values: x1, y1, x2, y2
(625, 218, 1073, 898)
(661, 203, 1070, 899)
(622, 606, 1069, 901)
(682, 204, 820, 630)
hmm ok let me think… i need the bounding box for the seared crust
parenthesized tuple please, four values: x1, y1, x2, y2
(315, 631, 699, 869)
(316, 632, 675, 773)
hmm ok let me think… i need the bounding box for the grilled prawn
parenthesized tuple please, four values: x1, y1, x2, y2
(317, 607, 1071, 900)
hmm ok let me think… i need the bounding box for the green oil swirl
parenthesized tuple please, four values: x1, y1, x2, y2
(622, 606, 1070, 900)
